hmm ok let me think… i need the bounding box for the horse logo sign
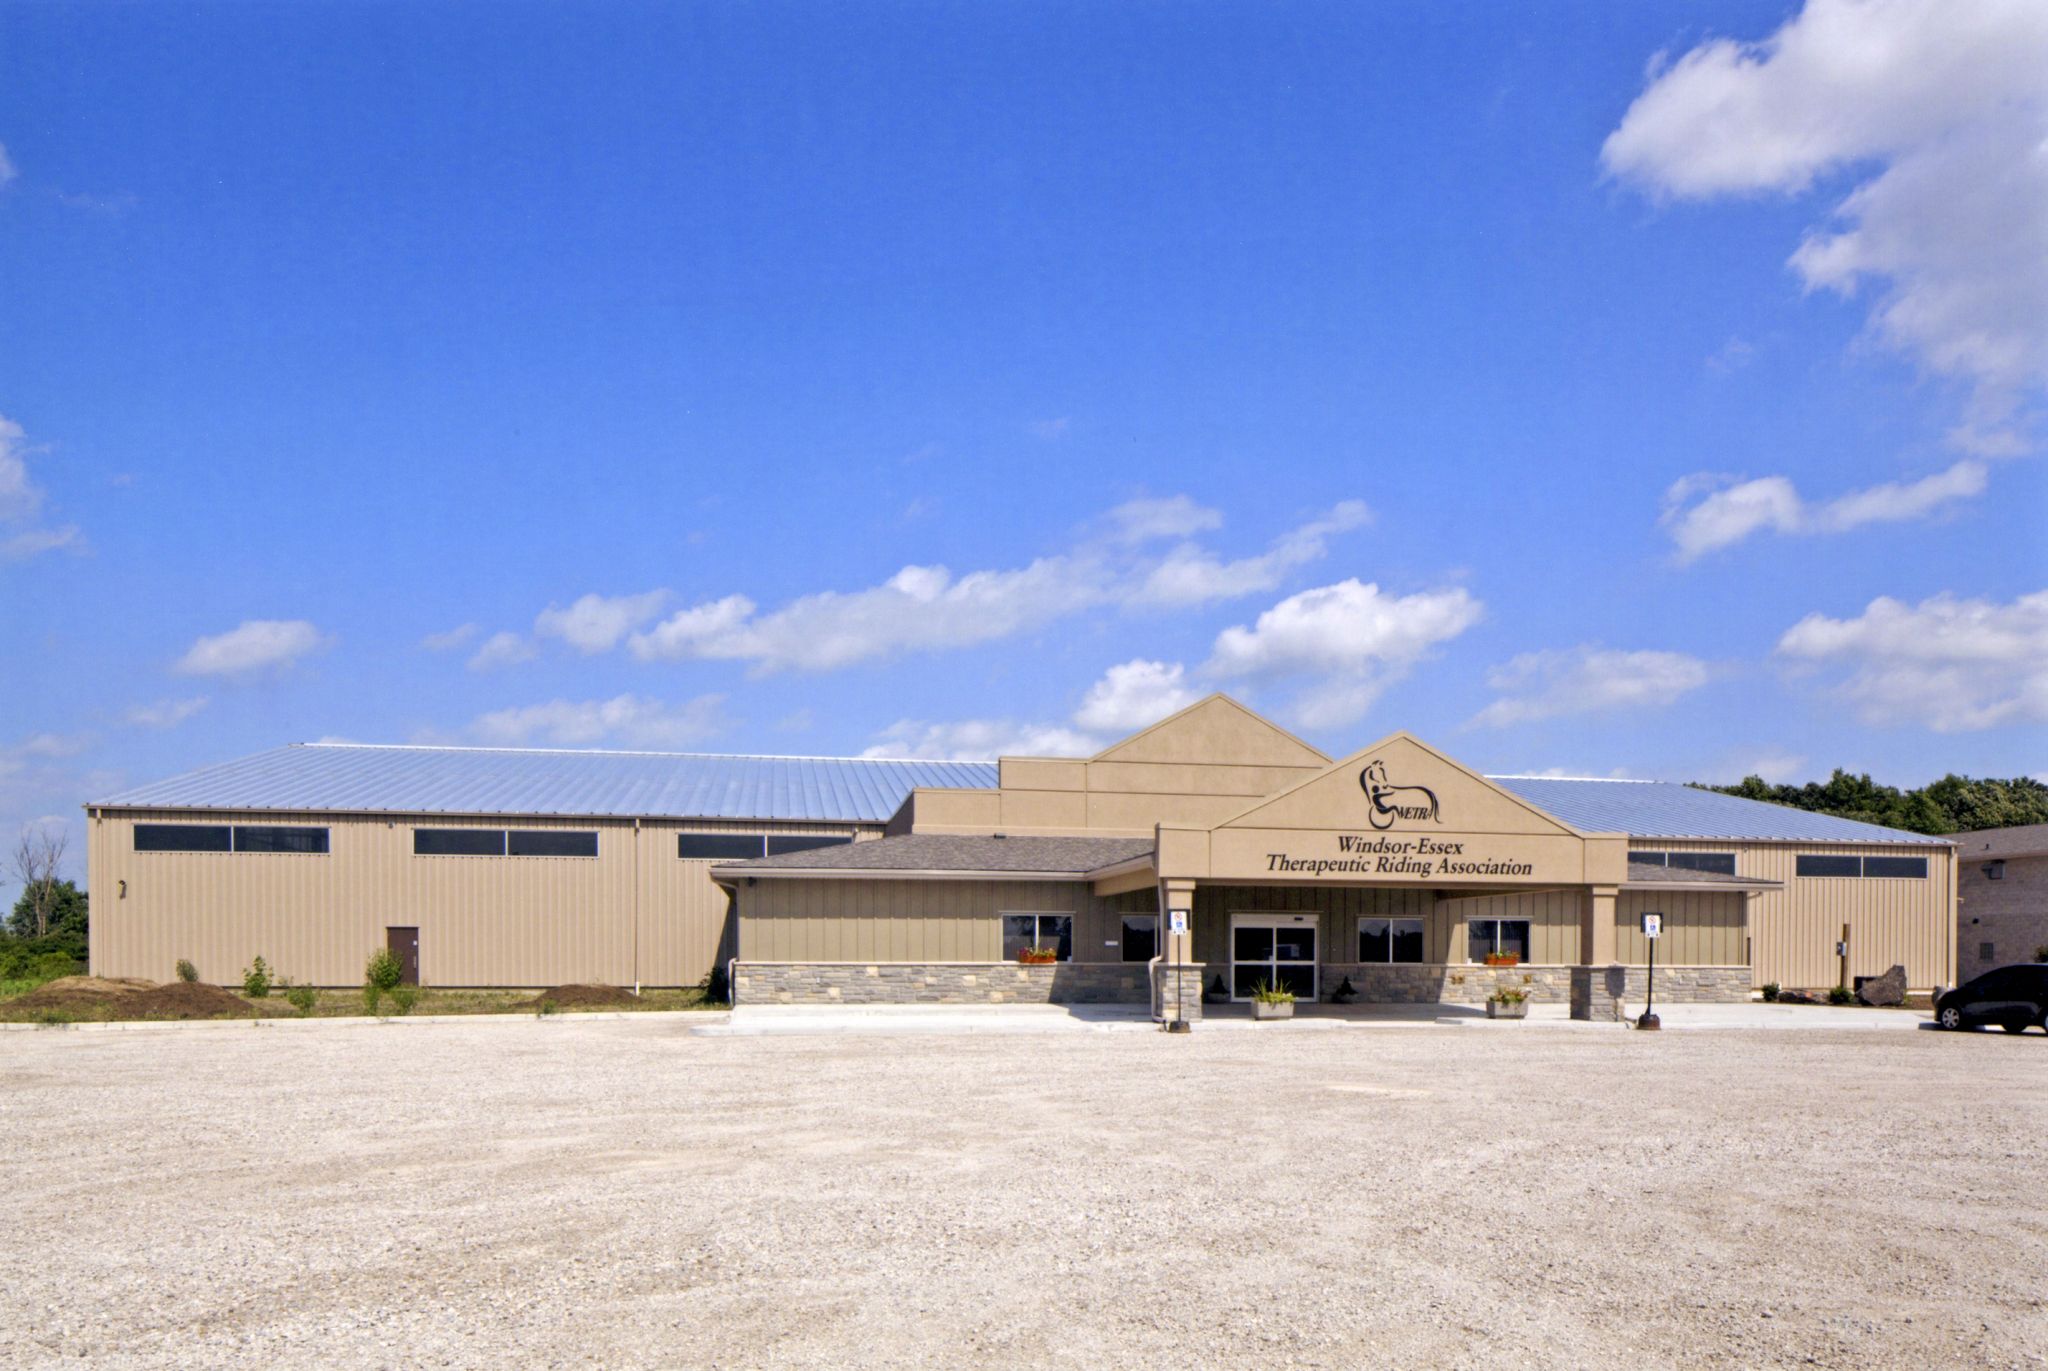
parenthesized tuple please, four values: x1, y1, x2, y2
(1360, 759, 1442, 831)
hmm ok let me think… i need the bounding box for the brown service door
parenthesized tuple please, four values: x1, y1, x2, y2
(386, 926, 420, 985)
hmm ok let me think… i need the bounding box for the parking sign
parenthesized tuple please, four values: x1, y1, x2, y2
(1642, 912, 1662, 939)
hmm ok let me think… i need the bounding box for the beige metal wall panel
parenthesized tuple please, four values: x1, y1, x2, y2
(999, 758, 1087, 791)
(1635, 840, 1955, 989)
(1189, 885, 1444, 966)
(90, 808, 875, 987)
(1614, 890, 1746, 966)
(1088, 696, 1329, 768)
(737, 878, 1156, 964)
(1438, 889, 1582, 965)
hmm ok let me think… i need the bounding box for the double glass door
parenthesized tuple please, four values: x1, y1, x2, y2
(1231, 913, 1319, 1001)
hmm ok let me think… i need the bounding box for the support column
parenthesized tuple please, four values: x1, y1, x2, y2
(1156, 879, 1203, 1025)
(1571, 885, 1621, 1020)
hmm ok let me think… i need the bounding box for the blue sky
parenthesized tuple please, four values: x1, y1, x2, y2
(2, 0, 2044, 893)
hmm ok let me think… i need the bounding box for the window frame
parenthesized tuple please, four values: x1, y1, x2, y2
(231, 825, 331, 854)
(1000, 912, 1074, 963)
(1862, 855, 1928, 880)
(412, 828, 508, 857)
(676, 833, 768, 861)
(1795, 854, 1863, 879)
(1357, 916, 1426, 964)
(1468, 918, 1532, 963)
(764, 834, 854, 857)
(133, 823, 233, 853)
(1119, 913, 1158, 964)
(506, 829, 599, 858)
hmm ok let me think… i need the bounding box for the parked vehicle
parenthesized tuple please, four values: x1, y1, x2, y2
(1933, 965, 2048, 1033)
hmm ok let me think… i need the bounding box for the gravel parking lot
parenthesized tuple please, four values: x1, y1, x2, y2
(2, 1015, 2043, 1370)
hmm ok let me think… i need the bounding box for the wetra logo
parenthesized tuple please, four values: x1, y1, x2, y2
(1360, 759, 1442, 831)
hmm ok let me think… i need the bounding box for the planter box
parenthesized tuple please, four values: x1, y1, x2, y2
(1486, 999, 1528, 1019)
(1251, 999, 1295, 1021)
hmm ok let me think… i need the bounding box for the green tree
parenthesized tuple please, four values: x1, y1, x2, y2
(1699, 771, 2048, 836)
(7, 878, 88, 945)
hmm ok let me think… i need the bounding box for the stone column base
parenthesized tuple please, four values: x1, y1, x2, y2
(1152, 961, 1207, 1023)
(1570, 965, 1752, 1019)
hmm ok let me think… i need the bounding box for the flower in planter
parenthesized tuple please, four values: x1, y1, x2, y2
(1488, 986, 1528, 1005)
(1251, 979, 1295, 1005)
(1484, 952, 1521, 967)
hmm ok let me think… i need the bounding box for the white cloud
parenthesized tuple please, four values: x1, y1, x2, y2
(615, 497, 1368, 674)
(173, 619, 330, 677)
(1073, 660, 1202, 734)
(1205, 578, 1484, 728)
(467, 631, 537, 671)
(1133, 501, 1372, 606)
(122, 697, 208, 730)
(0, 142, 14, 187)
(1776, 589, 2048, 731)
(1106, 495, 1224, 544)
(0, 413, 80, 562)
(1603, 0, 2048, 449)
(861, 718, 1098, 761)
(535, 590, 670, 654)
(470, 693, 730, 749)
(1470, 647, 1711, 728)
(421, 624, 478, 652)
(1661, 459, 1985, 561)
(1722, 749, 1811, 785)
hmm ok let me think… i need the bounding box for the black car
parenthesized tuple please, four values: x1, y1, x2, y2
(1934, 965, 2048, 1033)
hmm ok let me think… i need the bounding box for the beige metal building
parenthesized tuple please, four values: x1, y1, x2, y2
(88, 697, 1956, 1013)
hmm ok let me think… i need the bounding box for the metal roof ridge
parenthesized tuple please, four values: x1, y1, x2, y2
(292, 741, 996, 764)
(1487, 774, 1658, 784)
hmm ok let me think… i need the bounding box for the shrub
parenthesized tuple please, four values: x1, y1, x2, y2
(388, 985, 418, 1016)
(361, 983, 382, 1016)
(1251, 979, 1295, 1005)
(364, 948, 402, 993)
(175, 959, 198, 984)
(536, 999, 557, 1018)
(2034, 945, 2048, 964)
(1761, 983, 1781, 1002)
(1827, 984, 1855, 1005)
(242, 956, 273, 999)
(1488, 987, 1528, 1005)
(702, 963, 730, 1004)
(284, 983, 317, 1015)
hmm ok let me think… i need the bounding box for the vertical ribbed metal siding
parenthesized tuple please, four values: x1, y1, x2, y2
(739, 878, 1149, 963)
(1638, 841, 1955, 989)
(89, 808, 882, 987)
(1614, 889, 1746, 966)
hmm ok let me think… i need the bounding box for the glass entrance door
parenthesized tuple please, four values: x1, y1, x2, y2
(1231, 913, 1319, 1001)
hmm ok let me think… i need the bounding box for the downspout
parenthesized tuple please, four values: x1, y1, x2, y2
(632, 818, 642, 995)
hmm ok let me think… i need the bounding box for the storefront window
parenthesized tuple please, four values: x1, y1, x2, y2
(1002, 914, 1072, 961)
(1120, 914, 1158, 963)
(1468, 919, 1530, 962)
(1358, 918, 1424, 962)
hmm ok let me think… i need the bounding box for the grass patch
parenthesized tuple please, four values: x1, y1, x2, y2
(0, 982, 717, 1023)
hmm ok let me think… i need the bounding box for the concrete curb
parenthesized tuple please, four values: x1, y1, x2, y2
(0, 1009, 733, 1034)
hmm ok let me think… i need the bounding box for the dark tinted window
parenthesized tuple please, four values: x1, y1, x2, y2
(1390, 918, 1425, 963)
(1121, 914, 1158, 963)
(507, 830, 597, 858)
(1667, 851, 1736, 875)
(1631, 852, 1670, 866)
(1796, 854, 1861, 878)
(413, 829, 506, 856)
(765, 834, 854, 856)
(677, 833, 765, 860)
(134, 824, 231, 852)
(1862, 856, 1927, 879)
(233, 826, 330, 854)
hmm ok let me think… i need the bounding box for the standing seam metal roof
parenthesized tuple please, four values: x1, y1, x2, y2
(1489, 776, 1950, 846)
(90, 744, 1000, 823)
(91, 744, 1949, 843)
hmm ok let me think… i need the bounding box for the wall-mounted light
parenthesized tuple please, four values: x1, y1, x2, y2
(117, 879, 128, 899)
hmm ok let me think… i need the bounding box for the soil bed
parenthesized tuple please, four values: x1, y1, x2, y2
(527, 984, 645, 1010)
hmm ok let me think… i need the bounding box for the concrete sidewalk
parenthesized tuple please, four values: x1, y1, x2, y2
(707, 999, 1937, 1036)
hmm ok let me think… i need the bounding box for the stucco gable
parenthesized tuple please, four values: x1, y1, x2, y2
(1089, 695, 1330, 769)
(1215, 732, 1592, 838)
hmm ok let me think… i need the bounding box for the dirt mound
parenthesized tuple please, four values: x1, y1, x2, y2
(8, 977, 151, 1014)
(127, 982, 255, 1018)
(528, 984, 642, 1010)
